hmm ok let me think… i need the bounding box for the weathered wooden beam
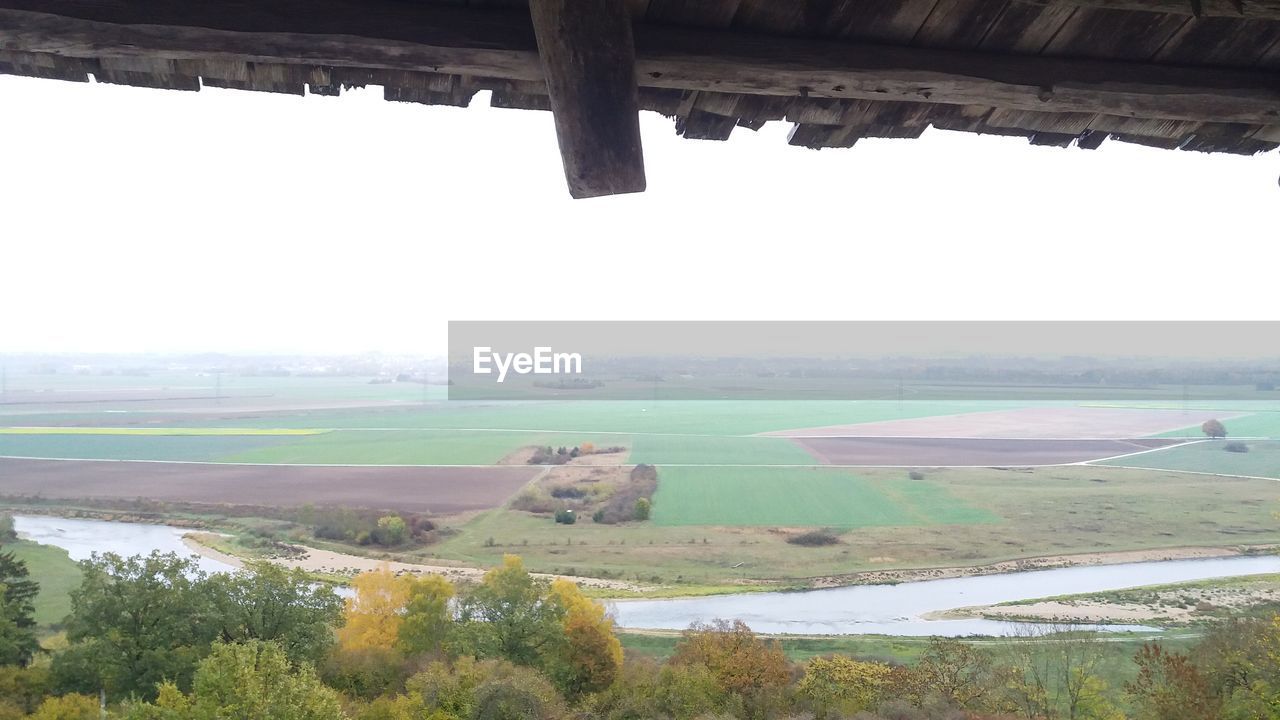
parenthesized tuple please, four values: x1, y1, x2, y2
(529, 0, 644, 198)
(1017, 0, 1280, 20)
(630, 26, 1280, 126)
(1, 1, 1278, 128)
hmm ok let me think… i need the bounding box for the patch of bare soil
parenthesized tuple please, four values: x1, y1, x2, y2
(766, 406, 1249, 440)
(0, 458, 539, 513)
(791, 436, 1183, 466)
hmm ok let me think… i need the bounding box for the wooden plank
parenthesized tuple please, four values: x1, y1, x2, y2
(1017, 0, 1280, 20)
(0, 4, 543, 80)
(1, 3, 1279, 126)
(528, 0, 645, 198)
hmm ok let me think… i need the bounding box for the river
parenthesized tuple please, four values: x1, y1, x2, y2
(16, 514, 1279, 637)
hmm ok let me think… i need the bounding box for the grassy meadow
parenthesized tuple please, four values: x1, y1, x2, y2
(419, 464, 1280, 591)
(7, 538, 82, 628)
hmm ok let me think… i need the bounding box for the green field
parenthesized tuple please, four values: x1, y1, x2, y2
(0, 397, 1026, 465)
(7, 539, 82, 628)
(1099, 439, 1280, 479)
(1154, 411, 1280, 439)
(418, 463, 1280, 590)
(650, 467, 996, 528)
(628, 434, 817, 466)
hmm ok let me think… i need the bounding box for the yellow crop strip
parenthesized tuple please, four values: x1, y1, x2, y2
(0, 427, 329, 436)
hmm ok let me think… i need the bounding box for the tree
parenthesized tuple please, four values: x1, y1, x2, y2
(999, 625, 1116, 720)
(455, 556, 563, 667)
(406, 657, 563, 720)
(1197, 616, 1280, 719)
(1127, 643, 1220, 720)
(398, 574, 456, 657)
(471, 661, 565, 720)
(798, 655, 893, 718)
(0, 547, 39, 666)
(0, 665, 52, 715)
(123, 640, 347, 720)
(57, 552, 216, 699)
(903, 637, 999, 711)
(28, 694, 98, 720)
(374, 516, 408, 546)
(1203, 418, 1228, 439)
(546, 579, 623, 697)
(204, 561, 343, 666)
(338, 566, 412, 653)
(670, 620, 790, 698)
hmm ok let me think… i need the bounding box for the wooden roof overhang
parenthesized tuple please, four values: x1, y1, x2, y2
(1, 0, 1278, 198)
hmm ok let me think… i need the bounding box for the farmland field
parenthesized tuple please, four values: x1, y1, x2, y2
(1097, 439, 1280, 479)
(790, 436, 1180, 466)
(6, 373, 1280, 592)
(422, 464, 1280, 589)
(0, 457, 540, 512)
(1153, 411, 1280, 439)
(649, 467, 996, 527)
(628, 434, 817, 466)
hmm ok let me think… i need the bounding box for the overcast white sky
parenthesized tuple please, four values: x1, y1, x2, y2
(0, 74, 1276, 355)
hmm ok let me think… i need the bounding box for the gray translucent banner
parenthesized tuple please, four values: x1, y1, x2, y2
(447, 321, 1280, 401)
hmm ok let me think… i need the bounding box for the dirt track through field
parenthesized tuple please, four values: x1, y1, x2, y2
(0, 457, 538, 512)
(791, 436, 1184, 466)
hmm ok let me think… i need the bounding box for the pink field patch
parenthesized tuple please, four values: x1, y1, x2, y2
(790, 436, 1185, 467)
(764, 406, 1248, 440)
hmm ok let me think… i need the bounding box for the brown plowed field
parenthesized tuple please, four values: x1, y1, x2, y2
(765, 406, 1246, 439)
(791, 436, 1185, 466)
(0, 457, 538, 513)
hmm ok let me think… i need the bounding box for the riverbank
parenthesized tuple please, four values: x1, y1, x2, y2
(180, 531, 650, 592)
(815, 545, 1274, 588)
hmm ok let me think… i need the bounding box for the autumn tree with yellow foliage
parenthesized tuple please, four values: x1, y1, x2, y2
(338, 567, 412, 653)
(798, 655, 893, 718)
(547, 579, 623, 697)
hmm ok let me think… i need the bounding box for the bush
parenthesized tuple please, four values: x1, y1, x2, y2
(373, 515, 408, 545)
(787, 529, 841, 547)
(554, 509, 577, 525)
(30, 694, 99, 720)
(510, 491, 558, 515)
(312, 508, 434, 546)
(528, 447, 572, 466)
(633, 498, 652, 521)
(550, 486, 588, 500)
(908, 471, 925, 481)
(595, 466, 660, 524)
(1224, 442, 1250, 453)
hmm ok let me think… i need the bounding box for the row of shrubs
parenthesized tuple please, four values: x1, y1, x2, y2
(309, 508, 436, 547)
(527, 443, 627, 465)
